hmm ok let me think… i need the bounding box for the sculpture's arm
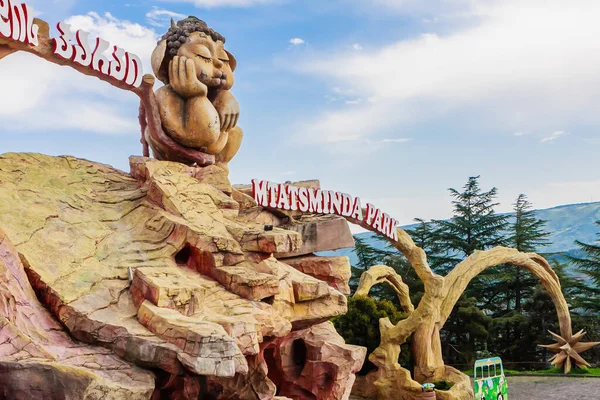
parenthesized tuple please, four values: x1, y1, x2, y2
(169, 56, 208, 99)
(156, 57, 221, 148)
(210, 89, 240, 132)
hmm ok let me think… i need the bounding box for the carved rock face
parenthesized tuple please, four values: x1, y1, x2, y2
(0, 153, 364, 399)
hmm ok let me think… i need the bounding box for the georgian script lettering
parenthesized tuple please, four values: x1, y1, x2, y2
(0, 0, 38, 46)
(1, 0, 144, 88)
(251, 180, 399, 241)
(52, 23, 143, 88)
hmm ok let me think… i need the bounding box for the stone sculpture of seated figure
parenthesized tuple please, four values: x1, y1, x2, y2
(149, 17, 242, 173)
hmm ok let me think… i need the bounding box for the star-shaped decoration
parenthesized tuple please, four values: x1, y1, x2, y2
(539, 330, 600, 374)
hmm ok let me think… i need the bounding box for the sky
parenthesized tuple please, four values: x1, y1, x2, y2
(2, 0, 600, 232)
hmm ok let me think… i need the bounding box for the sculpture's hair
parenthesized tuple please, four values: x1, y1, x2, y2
(160, 17, 226, 57)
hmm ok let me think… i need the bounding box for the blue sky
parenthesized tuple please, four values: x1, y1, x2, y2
(2, 0, 600, 230)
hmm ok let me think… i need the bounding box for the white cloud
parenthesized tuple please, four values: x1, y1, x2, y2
(540, 130, 569, 143)
(0, 12, 159, 136)
(323, 87, 360, 104)
(352, 43, 363, 51)
(379, 138, 412, 143)
(514, 131, 528, 136)
(288, 0, 600, 144)
(332, 87, 355, 96)
(146, 7, 186, 27)
(343, 0, 501, 18)
(290, 38, 306, 45)
(167, 0, 279, 8)
(525, 180, 600, 210)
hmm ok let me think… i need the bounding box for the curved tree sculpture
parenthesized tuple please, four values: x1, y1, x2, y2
(346, 216, 599, 400)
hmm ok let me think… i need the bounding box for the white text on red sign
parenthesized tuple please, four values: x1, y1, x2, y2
(251, 180, 399, 241)
(0, 1, 143, 88)
(0, 0, 39, 46)
(53, 22, 143, 88)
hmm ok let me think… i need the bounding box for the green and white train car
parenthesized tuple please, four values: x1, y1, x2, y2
(473, 357, 508, 400)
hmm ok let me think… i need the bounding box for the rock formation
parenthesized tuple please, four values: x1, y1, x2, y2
(0, 153, 365, 399)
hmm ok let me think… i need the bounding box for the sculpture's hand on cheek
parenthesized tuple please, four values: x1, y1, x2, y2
(169, 56, 207, 99)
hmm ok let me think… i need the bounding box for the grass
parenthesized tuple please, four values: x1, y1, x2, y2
(462, 367, 600, 377)
(525, 367, 600, 376)
(431, 380, 454, 391)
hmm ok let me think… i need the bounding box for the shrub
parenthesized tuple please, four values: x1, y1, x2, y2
(332, 295, 410, 375)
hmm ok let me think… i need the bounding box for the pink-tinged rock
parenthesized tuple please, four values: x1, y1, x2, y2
(136, 300, 247, 377)
(130, 266, 291, 358)
(262, 322, 366, 400)
(232, 189, 258, 210)
(279, 255, 352, 295)
(0, 228, 155, 399)
(209, 352, 277, 400)
(240, 228, 302, 254)
(0, 154, 366, 399)
(190, 164, 234, 196)
(213, 264, 281, 301)
(275, 215, 355, 258)
(131, 156, 233, 196)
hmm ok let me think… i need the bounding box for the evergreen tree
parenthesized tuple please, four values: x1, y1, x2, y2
(433, 176, 508, 270)
(507, 194, 550, 311)
(487, 194, 550, 363)
(374, 237, 425, 306)
(510, 194, 551, 253)
(433, 176, 508, 301)
(349, 236, 384, 293)
(567, 221, 600, 314)
(489, 260, 582, 367)
(432, 176, 508, 363)
(441, 296, 492, 366)
(493, 194, 550, 314)
(405, 218, 452, 273)
(520, 286, 559, 368)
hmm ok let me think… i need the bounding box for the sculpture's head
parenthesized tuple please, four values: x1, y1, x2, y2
(151, 17, 237, 90)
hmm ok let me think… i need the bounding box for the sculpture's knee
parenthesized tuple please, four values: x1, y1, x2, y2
(216, 126, 243, 164)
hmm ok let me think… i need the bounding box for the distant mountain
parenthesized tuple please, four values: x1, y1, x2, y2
(322, 202, 600, 267)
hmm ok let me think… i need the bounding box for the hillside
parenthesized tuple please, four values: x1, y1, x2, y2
(324, 201, 600, 266)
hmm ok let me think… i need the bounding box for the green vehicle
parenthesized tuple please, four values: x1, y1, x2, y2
(473, 357, 508, 400)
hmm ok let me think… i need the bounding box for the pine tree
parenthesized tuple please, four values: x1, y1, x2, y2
(506, 194, 550, 311)
(489, 259, 582, 366)
(432, 176, 508, 363)
(350, 236, 385, 294)
(433, 176, 508, 295)
(353, 236, 381, 270)
(405, 218, 452, 273)
(521, 286, 559, 367)
(441, 296, 492, 366)
(510, 194, 551, 253)
(487, 194, 551, 362)
(567, 221, 600, 314)
(433, 176, 508, 269)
